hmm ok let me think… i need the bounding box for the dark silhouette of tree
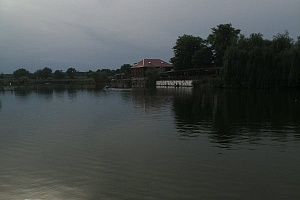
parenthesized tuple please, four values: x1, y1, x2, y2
(171, 35, 211, 70)
(288, 37, 300, 86)
(207, 23, 241, 66)
(13, 68, 30, 79)
(33, 69, 42, 79)
(42, 67, 52, 79)
(34, 67, 52, 79)
(192, 45, 214, 68)
(91, 70, 110, 83)
(53, 70, 66, 79)
(119, 64, 132, 75)
(66, 68, 77, 79)
(223, 31, 300, 88)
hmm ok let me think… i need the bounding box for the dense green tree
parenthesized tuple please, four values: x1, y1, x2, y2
(207, 23, 241, 66)
(91, 71, 110, 83)
(33, 69, 43, 79)
(34, 67, 52, 79)
(288, 37, 300, 86)
(272, 31, 293, 53)
(223, 31, 299, 88)
(98, 69, 115, 76)
(66, 67, 76, 79)
(42, 67, 52, 79)
(13, 68, 30, 79)
(192, 45, 214, 68)
(119, 64, 132, 75)
(171, 35, 209, 70)
(53, 70, 66, 79)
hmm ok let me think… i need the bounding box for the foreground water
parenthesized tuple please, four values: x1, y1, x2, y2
(0, 88, 300, 200)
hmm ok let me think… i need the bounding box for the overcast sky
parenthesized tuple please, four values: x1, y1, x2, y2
(1, 0, 299, 73)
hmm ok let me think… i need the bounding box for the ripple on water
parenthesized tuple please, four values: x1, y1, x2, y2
(1, 89, 300, 199)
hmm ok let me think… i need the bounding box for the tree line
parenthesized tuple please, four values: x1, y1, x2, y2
(170, 23, 241, 69)
(223, 32, 300, 87)
(9, 64, 132, 82)
(170, 24, 300, 88)
(4, 23, 300, 88)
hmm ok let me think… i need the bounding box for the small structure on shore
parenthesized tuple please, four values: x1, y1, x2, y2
(131, 59, 173, 78)
(131, 59, 173, 87)
(157, 67, 222, 87)
(130, 59, 222, 88)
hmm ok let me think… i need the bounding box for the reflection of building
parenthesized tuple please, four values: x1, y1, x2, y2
(131, 59, 173, 78)
(130, 88, 173, 110)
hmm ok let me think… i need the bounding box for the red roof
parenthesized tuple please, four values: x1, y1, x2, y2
(132, 59, 173, 69)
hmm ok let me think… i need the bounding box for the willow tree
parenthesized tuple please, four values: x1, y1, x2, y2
(288, 37, 300, 86)
(223, 31, 299, 88)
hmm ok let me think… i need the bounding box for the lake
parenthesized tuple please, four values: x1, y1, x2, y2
(0, 88, 300, 200)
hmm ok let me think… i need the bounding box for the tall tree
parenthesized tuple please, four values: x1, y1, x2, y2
(288, 38, 300, 86)
(223, 31, 299, 88)
(207, 23, 241, 66)
(192, 45, 214, 68)
(120, 64, 132, 75)
(170, 35, 207, 70)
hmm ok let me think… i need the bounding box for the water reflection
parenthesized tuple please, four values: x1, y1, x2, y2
(130, 88, 190, 111)
(37, 89, 54, 101)
(1, 88, 300, 199)
(14, 90, 33, 102)
(172, 89, 300, 148)
(67, 89, 78, 100)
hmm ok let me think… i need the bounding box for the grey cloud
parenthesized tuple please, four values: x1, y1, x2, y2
(0, 0, 299, 73)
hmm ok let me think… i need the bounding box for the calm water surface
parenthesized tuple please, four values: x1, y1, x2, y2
(0, 88, 300, 200)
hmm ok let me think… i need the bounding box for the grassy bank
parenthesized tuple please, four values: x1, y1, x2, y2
(0, 77, 96, 86)
(0, 77, 114, 91)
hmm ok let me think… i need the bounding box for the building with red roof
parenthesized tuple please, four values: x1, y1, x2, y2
(131, 59, 173, 78)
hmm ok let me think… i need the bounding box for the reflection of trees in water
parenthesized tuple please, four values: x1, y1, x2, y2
(37, 89, 54, 101)
(173, 89, 300, 148)
(67, 89, 78, 100)
(14, 89, 55, 102)
(130, 89, 174, 111)
(14, 90, 33, 102)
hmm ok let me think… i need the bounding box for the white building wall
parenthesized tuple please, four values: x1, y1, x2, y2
(156, 80, 193, 87)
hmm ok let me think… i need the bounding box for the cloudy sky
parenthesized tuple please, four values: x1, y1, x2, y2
(1, 0, 299, 73)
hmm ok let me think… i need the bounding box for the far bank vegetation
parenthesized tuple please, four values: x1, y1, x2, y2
(0, 64, 132, 87)
(170, 24, 300, 88)
(1, 24, 300, 89)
